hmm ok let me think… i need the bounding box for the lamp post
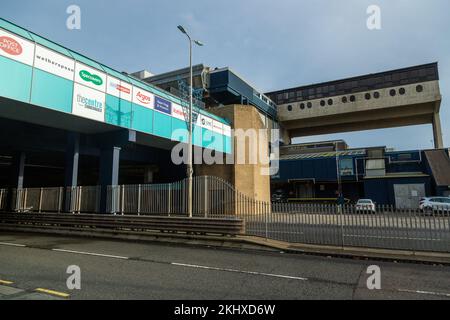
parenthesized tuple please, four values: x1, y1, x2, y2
(177, 25, 203, 218)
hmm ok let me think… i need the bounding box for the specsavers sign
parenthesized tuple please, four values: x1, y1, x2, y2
(75, 62, 106, 92)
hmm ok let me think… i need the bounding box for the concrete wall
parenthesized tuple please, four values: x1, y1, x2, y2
(196, 104, 271, 202)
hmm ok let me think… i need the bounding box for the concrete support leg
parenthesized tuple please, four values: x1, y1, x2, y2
(432, 112, 444, 149)
(64, 133, 80, 212)
(99, 146, 121, 213)
(8, 151, 26, 211)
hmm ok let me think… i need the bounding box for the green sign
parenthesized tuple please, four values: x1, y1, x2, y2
(79, 70, 103, 86)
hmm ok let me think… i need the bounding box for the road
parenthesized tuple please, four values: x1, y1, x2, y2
(1, 232, 450, 300)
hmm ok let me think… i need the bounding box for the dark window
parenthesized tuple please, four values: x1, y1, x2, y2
(374, 92, 380, 99)
(307, 102, 312, 108)
(416, 84, 424, 93)
(399, 88, 406, 95)
(287, 105, 292, 111)
(328, 99, 333, 106)
(390, 89, 396, 96)
(350, 95, 356, 102)
(300, 103, 305, 110)
(365, 93, 371, 100)
(342, 96, 348, 103)
(320, 100, 326, 107)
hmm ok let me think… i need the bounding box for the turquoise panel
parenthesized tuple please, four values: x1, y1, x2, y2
(30, 69, 73, 113)
(201, 129, 225, 154)
(171, 118, 189, 143)
(153, 111, 172, 139)
(105, 95, 132, 128)
(0, 56, 32, 103)
(193, 125, 203, 148)
(131, 104, 153, 134)
(224, 136, 232, 154)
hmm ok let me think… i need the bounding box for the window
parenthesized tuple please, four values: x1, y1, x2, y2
(399, 88, 406, 95)
(328, 99, 333, 106)
(390, 89, 396, 96)
(287, 105, 292, 111)
(307, 102, 312, 108)
(365, 93, 371, 100)
(374, 92, 380, 99)
(342, 96, 348, 103)
(350, 95, 356, 102)
(416, 85, 424, 93)
(300, 103, 305, 110)
(320, 100, 326, 107)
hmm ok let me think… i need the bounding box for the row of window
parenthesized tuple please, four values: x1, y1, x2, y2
(270, 65, 436, 105)
(285, 85, 424, 112)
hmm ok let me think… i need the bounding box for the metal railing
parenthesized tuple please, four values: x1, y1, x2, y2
(3, 177, 450, 254)
(12, 186, 100, 213)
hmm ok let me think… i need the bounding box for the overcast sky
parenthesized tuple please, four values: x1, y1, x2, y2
(2, 0, 449, 150)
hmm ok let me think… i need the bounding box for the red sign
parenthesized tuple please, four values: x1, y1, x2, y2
(136, 91, 151, 105)
(117, 84, 131, 95)
(0, 36, 23, 56)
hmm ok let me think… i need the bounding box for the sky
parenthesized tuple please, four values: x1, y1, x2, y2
(1, 0, 449, 150)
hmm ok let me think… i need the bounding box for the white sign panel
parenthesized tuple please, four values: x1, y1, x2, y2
(119, 81, 132, 102)
(106, 75, 121, 98)
(0, 28, 34, 66)
(34, 45, 75, 80)
(72, 83, 105, 122)
(212, 120, 224, 135)
(199, 115, 213, 131)
(132, 86, 154, 109)
(172, 103, 187, 121)
(75, 62, 106, 92)
(223, 125, 232, 137)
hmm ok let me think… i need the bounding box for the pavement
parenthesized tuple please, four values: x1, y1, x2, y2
(1, 232, 450, 300)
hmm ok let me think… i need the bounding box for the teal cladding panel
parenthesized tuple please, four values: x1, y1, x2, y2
(153, 111, 172, 139)
(31, 69, 73, 113)
(105, 95, 132, 128)
(171, 118, 188, 143)
(131, 104, 153, 134)
(0, 56, 32, 103)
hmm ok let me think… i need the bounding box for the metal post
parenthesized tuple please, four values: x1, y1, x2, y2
(38, 188, 43, 213)
(187, 38, 193, 218)
(137, 184, 141, 216)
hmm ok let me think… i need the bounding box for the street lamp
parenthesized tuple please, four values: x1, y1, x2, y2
(177, 25, 204, 218)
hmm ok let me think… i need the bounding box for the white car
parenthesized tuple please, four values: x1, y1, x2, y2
(419, 197, 450, 212)
(355, 199, 376, 213)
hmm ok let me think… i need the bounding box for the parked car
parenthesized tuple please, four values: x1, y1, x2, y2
(355, 199, 376, 213)
(419, 197, 450, 213)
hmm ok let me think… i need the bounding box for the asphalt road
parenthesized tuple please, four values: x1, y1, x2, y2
(1, 232, 450, 300)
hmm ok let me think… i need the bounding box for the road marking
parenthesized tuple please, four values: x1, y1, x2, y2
(171, 262, 308, 281)
(398, 289, 450, 298)
(0, 280, 14, 285)
(52, 248, 129, 260)
(35, 288, 70, 298)
(0, 242, 26, 247)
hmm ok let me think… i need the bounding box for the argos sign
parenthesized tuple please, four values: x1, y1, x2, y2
(0, 28, 34, 66)
(133, 88, 153, 109)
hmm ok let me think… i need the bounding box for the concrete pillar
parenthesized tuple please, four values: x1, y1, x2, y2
(432, 112, 444, 149)
(8, 151, 26, 211)
(99, 146, 121, 213)
(64, 133, 80, 212)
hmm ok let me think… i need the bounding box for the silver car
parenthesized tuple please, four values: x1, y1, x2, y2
(419, 197, 450, 213)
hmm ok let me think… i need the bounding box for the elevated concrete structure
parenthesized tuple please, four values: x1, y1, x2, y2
(267, 63, 443, 149)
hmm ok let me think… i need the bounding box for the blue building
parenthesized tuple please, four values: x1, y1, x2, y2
(272, 140, 450, 208)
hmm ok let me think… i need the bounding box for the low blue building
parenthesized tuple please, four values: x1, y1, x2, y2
(272, 140, 450, 208)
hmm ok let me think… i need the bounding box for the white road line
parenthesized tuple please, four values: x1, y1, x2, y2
(171, 262, 308, 281)
(398, 289, 450, 298)
(0, 242, 26, 247)
(52, 248, 129, 260)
